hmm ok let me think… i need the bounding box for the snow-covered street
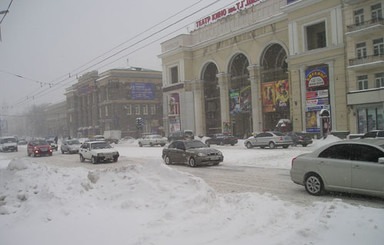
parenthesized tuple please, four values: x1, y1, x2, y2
(1, 136, 384, 245)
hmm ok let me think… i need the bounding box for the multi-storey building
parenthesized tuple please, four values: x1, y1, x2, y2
(160, 0, 355, 138)
(66, 68, 163, 138)
(344, 0, 384, 133)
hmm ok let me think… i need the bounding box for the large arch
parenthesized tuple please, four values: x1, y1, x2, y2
(259, 43, 289, 131)
(201, 62, 221, 136)
(228, 53, 252, 138)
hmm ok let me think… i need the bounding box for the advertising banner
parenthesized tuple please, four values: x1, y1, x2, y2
(305, 66, 328, 90)
(261, 82, 276, 113)
(132, 83, 154, 100)
(275, 80, 289, 113)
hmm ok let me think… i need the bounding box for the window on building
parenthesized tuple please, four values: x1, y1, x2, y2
(143, 105, 148, 115)
(171, 66, 178, 84)
(371, 3, 383, 22)
(376, 72, 384, 87)
(306, 22, 326, 50)
(150, 105, 156, 115)
(357, 75, 368, 90)
(357, 107, 384, 133)
(373, 38, 384, 56)
(125, 105, 132, 115)
(354, 8, 364, 25)
(356, 42, 367, 59)
(135, 105, 140, 115)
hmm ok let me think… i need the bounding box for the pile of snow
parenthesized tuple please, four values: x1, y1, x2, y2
(1, 135, 384, 244)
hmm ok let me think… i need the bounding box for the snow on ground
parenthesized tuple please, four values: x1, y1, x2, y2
(1, 135, 384, 244)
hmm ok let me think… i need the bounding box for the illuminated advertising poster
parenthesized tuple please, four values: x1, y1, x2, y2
(275, 80, 289, 113)
(261, 82, 276, 112)
(239, 85, 251, 113)
(229, 89, 240, 115)
(131, 83, 154, 100)
(305, 66, 330, 132)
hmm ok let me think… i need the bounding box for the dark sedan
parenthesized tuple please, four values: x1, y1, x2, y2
(286, 132, 313, 147)
(162, 140, 223, 167)
(205, 134, 238, 146)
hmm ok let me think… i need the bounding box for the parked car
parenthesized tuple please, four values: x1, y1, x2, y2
(361, 130, 384, 139)
(79, 141, 119, 164)
(290, 139, 384, 198)
(168, 130, 194, 142)
(17, 139, 28, 145)
(162, 140, 223, 167)
(286, 132, 313, 147)
(88, 135, 106, 142)
(138, 134, 167, 147)
(27, 139, 53, 157)
(47, 140, 58, 151)
(0, 136, 18, 152)
(205, 134, 238, 146)
(61, 139, 81, 154)
(244, 131, 293, 149)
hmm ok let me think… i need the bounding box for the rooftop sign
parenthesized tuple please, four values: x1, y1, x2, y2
(196, 0, 267, 29)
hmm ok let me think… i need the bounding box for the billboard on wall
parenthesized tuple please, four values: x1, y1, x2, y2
(305, 66, 330, 132)
(131, 83, 154, 100)
(261, 80, 289, 113)
(229, 85, 251, 115)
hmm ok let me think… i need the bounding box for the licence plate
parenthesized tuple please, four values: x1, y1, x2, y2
(210, 156, 219, 160)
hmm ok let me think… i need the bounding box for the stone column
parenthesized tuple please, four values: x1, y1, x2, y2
(247, 65, 262, 133)
(190, 79, 205, 137)
(216, 72, 231, 132)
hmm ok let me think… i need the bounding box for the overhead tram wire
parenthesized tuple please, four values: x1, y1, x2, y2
(11, 0, 235, 108)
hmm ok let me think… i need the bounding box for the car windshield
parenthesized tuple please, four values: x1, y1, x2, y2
(1, 138, 16, 143)
(149, 135, 161, 138)
(91, 142, 111, 149)
(33, 141, 48, 146)
(184, 140, 207, 149)
(68, 140, 80, 145)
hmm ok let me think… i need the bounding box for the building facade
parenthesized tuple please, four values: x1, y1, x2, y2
(66, 68, 163, 138)
(160, 0, 383, 138)
(344, 0, 384, 134)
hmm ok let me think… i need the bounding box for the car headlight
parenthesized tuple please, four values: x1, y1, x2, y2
(197, 152, 206, 157)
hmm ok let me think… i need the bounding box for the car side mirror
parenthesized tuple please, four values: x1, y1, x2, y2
(379, 157, 384, 164)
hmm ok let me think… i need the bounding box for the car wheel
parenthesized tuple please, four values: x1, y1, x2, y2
(302, 144, 307, 147)
(283, 145, 289, 149)
(164, 155, 171, 165)
(150, 142, 154, 147)
(80, 154, 85, 162)
(305, 174, 323, 196)
(139, 142, 143, 147)
(268, 142, 276, 149)
(188, 157, 197, 167)
(91, 156, 98, 164)
(113, 156, 118, 162)
(246, 142, 253, 149)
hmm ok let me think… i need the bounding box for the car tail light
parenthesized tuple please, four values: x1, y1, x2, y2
(291, 157, 297, 168)
(299, 136, 304, 140)
(280, 137, 283, 141)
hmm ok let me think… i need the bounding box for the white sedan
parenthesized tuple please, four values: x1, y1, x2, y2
(138, 135, 167, 147)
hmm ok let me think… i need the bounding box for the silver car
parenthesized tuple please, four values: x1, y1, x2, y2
(244, 131, 293, 149)
(61, 139, 81, 154)
(290, 139, 384, 198)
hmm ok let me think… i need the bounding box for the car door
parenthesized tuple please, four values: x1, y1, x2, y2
(81, 143, 91, 159)
(317, 144, 352, 191)
(350, 144, 384, 194)
(255, 133, 270, 147)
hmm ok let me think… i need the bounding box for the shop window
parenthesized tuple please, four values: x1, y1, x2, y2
(371, 3, 383, 22)
(354, 8, 364, 25)
(376, 73, 384, 88)
(170, 66, 178, 84)
(373, 38, 384, 56)
(125, 105, 132, 115)
(356, 42, 367, 59)
(357, 75, 368, 90)
(358, 107, 384, 133)
(306, 22, 326, 51)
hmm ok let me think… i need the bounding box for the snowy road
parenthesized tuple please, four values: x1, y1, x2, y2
(8, 143, 384, 208)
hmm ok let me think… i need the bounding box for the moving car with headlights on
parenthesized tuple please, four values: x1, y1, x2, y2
(244, 131, 293, 149)
(205, 133, 238, 146)
(138, 134, 167, 147)
(162, 140, 223, 167)
(79, 141, 119, 164)
(290, 139, 384, 198)
(27, 139, 52, 157)
(0, 136, 18, 152)
(61, 139, 82, 154)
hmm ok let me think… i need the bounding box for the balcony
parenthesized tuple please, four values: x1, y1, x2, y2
(346, 18, 384, 36)
(347, 87, 384, 105)
(348, 54, 384, 71)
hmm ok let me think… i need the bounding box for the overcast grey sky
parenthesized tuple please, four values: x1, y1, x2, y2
(0, 0, 237, 114)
